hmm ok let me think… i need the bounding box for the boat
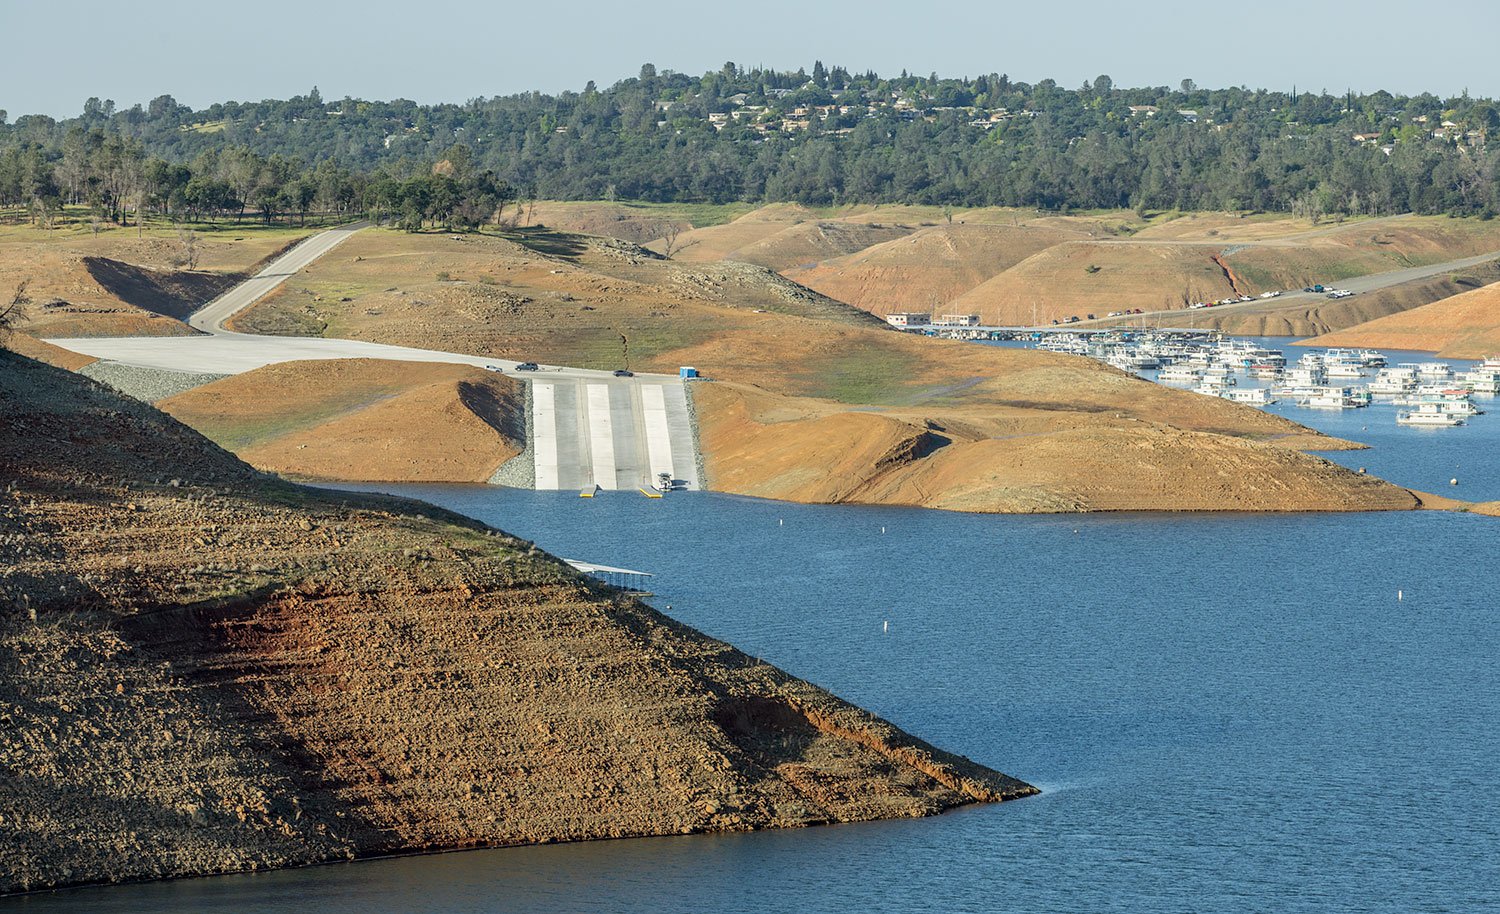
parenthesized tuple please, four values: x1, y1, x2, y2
(1391, 392, 1480, 415)
(1368, 367, 1418, 395)
(1416, 362, 1453, 379)
(1297, 386, 1366, 410)
(1282, 365, 1328, 387)
(1158, 365, 1202, 384)
(1222, 387, 1275, 405)
(1397, 404, 1466, 427)
(1457, 370, 1500, 395)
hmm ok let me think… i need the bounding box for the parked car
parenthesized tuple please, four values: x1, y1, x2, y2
(613, 369, 634, 377)
(515, 362, 540, 371)
(1086, 313, 1096, 320)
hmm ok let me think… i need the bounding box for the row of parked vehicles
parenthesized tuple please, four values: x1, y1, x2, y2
(483, 362, 634, 377)
(1048, 282, 1349, 325)
(1302, 284, 1355, 298)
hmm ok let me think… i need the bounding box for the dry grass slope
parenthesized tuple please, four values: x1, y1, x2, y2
(1, 221, 312, 338)
(158, 359, 527, 482)
(1304, 281, 1500, 358)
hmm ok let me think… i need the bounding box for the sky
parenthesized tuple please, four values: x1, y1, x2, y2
(4, 0, 1499, 118)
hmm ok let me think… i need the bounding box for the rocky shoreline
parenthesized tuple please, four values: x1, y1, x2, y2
(0, 351, 1036, 895)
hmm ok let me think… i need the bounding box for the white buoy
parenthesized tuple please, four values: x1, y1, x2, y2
(1398, 590, 1404, 602)
(880, 526, 886, 534)
(1451, 478, 1459, 486)
(883, 620, 889, 633)
(779, 518, 784, 526)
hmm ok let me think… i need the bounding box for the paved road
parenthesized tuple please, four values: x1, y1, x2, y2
(190, 222, 370, 333)
(1074, 248, 1500, 329)
(46, 225, 702, 491)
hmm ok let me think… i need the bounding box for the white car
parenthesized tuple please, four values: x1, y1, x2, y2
(1260, 291, 1282, 299)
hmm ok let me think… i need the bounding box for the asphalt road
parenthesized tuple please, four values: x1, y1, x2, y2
(46, 224, 701, 491)
(189, 222, 371, 333)
(1073, 248, 1500, 329)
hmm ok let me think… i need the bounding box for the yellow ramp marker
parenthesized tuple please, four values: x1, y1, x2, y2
(638, 487, 663, 499)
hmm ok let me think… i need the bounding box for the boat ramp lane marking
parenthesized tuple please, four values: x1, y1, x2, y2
(532, 382, 561, 490)
(641, 385, 676, 481)
(587, 384, 618, 489)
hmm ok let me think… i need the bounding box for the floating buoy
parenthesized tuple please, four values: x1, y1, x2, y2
(779, 518, 784, 526)
(1398, 590, 1404, 602)
(880, 526, 886, 534)
(1451, 478, 1459, 486)
(883, 620, 889, 633)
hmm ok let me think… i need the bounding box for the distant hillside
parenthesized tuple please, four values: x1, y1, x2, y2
(3, 65, 1498, 224)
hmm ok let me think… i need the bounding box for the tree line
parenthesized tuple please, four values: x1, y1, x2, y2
(0, 127, 516, 232)
(2, 66, 1498, 222)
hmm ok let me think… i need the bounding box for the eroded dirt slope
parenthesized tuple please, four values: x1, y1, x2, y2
(0, 351, 1035, 894)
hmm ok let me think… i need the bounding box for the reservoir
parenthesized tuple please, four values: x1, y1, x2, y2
(12, 345, 1500, 913)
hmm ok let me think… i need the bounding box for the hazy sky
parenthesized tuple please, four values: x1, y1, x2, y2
(4, 0, 1498, 118)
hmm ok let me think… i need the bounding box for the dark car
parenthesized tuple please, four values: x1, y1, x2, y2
(613, 369, 634, 378)
(515, 362, 540, 371)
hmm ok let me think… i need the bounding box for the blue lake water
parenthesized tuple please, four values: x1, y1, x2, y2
(13, 339, 1500, 913)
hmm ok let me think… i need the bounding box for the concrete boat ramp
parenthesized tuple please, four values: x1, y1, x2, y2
(44, 225, 700, 493)
(532, 378, 698, 492)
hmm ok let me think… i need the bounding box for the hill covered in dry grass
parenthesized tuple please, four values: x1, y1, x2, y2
(1304, 280, 1500, 357)
(220, 225, 1428, 514)
(1, 221, 312, 339)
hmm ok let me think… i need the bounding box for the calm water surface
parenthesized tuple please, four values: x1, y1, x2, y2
(13, 341, 1500, 913)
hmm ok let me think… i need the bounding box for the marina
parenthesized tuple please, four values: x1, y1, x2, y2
(1005, 330, 1497, 431)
